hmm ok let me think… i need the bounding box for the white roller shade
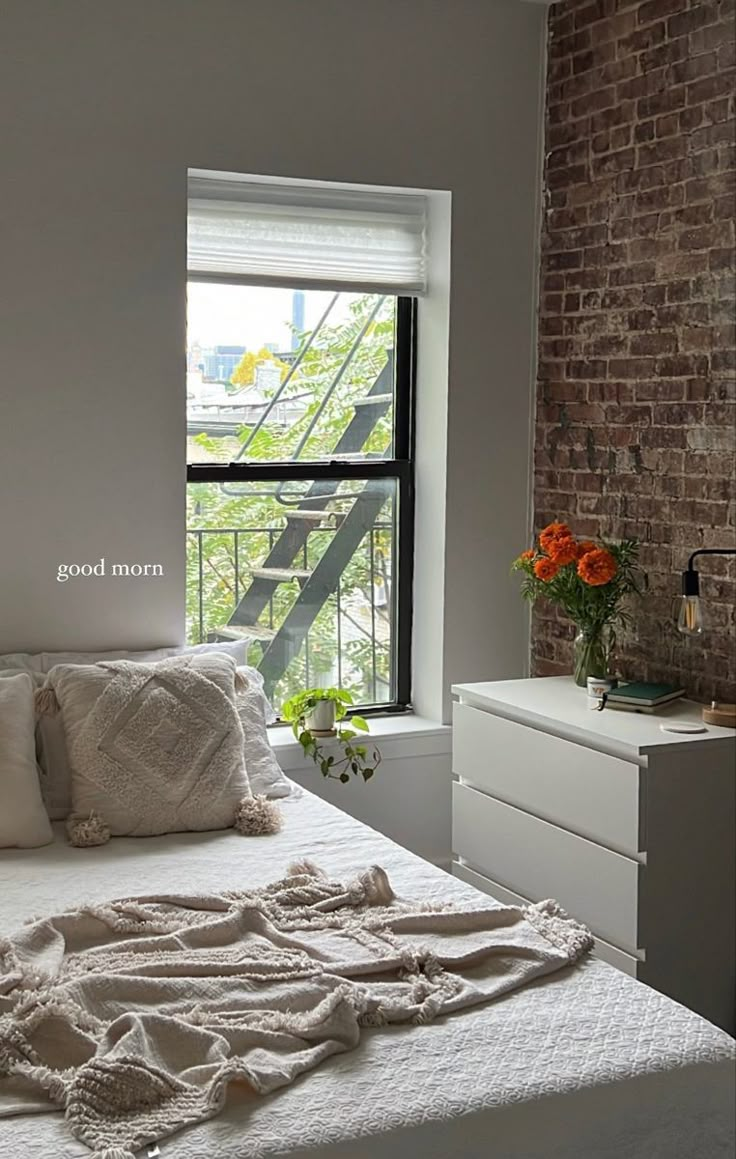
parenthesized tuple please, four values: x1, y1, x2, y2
(187, 173, 428, 295)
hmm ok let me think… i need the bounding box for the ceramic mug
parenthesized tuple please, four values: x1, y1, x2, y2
(586, 676, 617, 709)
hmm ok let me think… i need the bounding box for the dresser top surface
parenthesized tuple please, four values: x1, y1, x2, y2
(452, 677, 736, 755)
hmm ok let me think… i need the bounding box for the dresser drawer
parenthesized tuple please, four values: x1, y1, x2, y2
(453, 702, 643, 856)
(452, 783, 642, 953)
(451, 860, 642, 977)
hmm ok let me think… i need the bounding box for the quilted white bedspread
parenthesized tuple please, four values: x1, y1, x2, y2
(1, 788, 734, 1159)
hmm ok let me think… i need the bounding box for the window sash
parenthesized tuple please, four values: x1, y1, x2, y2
(186, 295, 416, 711)
(187, 461, 413, 710)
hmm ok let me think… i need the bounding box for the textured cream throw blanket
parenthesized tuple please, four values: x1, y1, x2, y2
(0, 861, 592, 1158)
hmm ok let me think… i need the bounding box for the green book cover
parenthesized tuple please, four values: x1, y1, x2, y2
(608, 682, 684, 703)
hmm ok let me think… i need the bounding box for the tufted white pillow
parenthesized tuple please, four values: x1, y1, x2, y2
(42, 653, 271, 841)
(0, 641, 251, 819)
(0, 674, 53, 848)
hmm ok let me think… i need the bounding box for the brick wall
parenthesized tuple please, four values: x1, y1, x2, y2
(533, 0, 736, 702)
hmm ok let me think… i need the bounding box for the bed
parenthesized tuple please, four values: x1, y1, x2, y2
(1, 786, 734, 1159)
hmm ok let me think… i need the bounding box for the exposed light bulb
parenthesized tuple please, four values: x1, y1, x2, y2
(677, 595, 703, 635)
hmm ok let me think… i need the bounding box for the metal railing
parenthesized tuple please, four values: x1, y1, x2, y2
(232, 293, 386, 466)
(186, 521, 393, 704)
(233, 293, 340, 461)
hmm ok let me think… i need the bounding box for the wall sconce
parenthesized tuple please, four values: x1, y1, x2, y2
(678, 548, 736, 636)
(677, 547, 736, 728)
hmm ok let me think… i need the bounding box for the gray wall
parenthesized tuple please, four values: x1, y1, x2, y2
(0, 0, 545, 719)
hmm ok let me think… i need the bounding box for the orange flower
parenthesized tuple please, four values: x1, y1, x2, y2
(576, 539, 598, 559)
(547, 535, 578, 566)
(534, 556, 560, 582)
(578, 548, 617, 586)
(539, 522, 572, 552)
(520, 549, 534, 561)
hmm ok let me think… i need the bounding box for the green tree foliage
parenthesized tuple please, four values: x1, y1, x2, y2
(187, 294, 396, 711)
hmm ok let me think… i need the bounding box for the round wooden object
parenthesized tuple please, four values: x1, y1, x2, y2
(702, 703, 736, 728)
(309, 727, 337, 738)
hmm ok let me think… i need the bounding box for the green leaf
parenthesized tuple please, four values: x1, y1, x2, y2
(339, 773, 350, 784)
(336, 689, 354, 703)
(362, 768, 374, 781)
(349, 715, 369, 732)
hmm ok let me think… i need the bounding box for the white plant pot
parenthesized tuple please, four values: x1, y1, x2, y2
(305, 700, 336, 736)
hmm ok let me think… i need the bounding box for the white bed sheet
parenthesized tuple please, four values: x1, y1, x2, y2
(1, 788, 734, 1159)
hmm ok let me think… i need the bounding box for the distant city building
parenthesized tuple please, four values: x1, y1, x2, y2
(187, 342, 203, 373)
(187, 344, 247, 382)
(204, 345, 246, 382)
(291, 291, 305, 350)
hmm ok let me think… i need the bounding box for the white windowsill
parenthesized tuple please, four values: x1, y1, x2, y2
(269, 712, 451, 769)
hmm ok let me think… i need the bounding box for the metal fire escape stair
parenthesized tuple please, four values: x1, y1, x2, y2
(209, 329, 394, 696)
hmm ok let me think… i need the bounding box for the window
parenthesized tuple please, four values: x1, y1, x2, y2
(186, 173, 424, 716)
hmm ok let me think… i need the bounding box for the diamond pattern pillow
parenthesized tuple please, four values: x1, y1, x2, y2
(40, 654, 279, 843)
(0, 640, 252, 819)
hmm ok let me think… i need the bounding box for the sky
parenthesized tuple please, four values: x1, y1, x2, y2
(186, 284, 336, 351)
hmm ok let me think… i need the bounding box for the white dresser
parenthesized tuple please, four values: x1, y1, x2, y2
(451, 677, 736, 1032)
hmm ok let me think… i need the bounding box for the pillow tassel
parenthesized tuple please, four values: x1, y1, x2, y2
(234, 794, 282, 836)
(34, 684, 59, 716)
(67, 811, 111, 847)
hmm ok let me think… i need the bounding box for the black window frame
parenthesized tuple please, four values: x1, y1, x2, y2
(186, 293, 417, 714)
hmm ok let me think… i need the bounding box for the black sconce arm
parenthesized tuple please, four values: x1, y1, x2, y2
(682, 548, 736, 596)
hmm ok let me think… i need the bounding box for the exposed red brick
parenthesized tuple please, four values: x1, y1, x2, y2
(638, 136, 688, 167)
(630, 331, 679, 354)
(534, 0, 736, 703)
(711, 245, 736, 269)
(679, 223, 729, 249)
(641, 36, 691, 71)
(675, 202, 716, 225)
(689, 18, 734, 50)
(671, 50, 720, 83)
(668, 2, 720, 38)
(638, 0, 686, 22)
(687, 71, 736, 104)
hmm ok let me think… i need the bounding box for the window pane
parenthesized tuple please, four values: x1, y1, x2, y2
(187, 478, 398, 712)
(187, 286, 396, 465)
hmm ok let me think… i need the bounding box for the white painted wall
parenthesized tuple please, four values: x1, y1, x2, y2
(0, 0, 545, 719)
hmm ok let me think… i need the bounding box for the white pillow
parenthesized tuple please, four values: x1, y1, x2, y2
(0, 639, 251, 676)
(0, 642, 251, 819)
(235, 667, 294, 799)
(43, 653, 278, 842)
(0, 673, 54, 848)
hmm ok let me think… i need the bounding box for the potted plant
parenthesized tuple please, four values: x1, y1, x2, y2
(512, 523, 645, 687)
(281, 688, 382, 783)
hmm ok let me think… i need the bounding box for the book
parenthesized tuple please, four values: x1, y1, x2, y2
(604, 700, 676, 715)
(605, 682, 685, 708)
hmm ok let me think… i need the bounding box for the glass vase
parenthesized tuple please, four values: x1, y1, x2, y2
(573, 626, 611, 688)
